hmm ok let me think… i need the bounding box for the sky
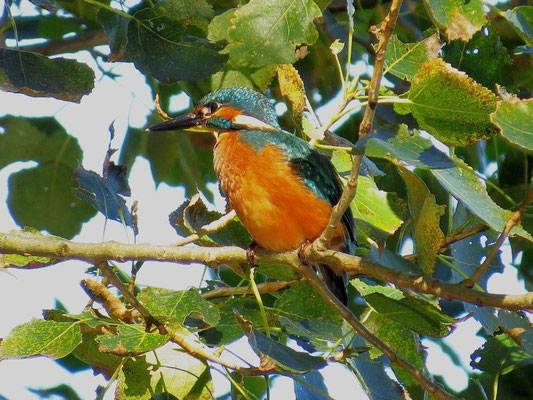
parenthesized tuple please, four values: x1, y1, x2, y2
(0, 1, 530, 399)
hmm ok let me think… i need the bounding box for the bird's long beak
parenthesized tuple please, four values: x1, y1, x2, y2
(146, 112, 204, 132)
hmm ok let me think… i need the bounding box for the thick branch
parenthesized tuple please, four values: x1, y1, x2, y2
(316, 0, 403, 249)
(3, 231, 533, 311)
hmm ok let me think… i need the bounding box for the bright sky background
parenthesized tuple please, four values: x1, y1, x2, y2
(0, 1, 530, 399)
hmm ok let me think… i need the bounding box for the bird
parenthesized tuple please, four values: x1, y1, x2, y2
(147, 87, 356, 305)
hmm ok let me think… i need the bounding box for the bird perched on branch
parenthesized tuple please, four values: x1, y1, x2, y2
(148, 87, 355, 305)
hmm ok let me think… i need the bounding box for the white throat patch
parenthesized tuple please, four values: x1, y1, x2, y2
(232, 114, 277, 131)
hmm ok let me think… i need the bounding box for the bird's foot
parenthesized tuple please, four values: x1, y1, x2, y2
(246, 241, 260, 266)
(298, 239, 313, 265)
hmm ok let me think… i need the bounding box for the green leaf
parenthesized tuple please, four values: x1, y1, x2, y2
(0, 116, 82, 170)
(145, 132, 216, 199)
(280, 316, 342, 352)
(246, 327, 326, 373)
(116, 343, 213, 400)
(471, 334, 533, 375)
(408, 58, 498, 146)
(274, 282, 342, 324)
(350, 279, 404, 300)
(71, 333, 123, 379)
(212, 0, 322, 68)
(443, 28, 512, 89)
(332, 151, 407, 239)
(364, 313, 429, 399)
(384, 33, 440, 80)
(358, 125, 454, 169)
(277, 64, 306, 135)
(359, 291, 453, 338)
(0, 252, 57, 269)
(329, 39, 344, 55)
(505, 6, 533, 46)
(169, 193, 251, 247)
(28, 384, 82, 400)
(423, 0, 487, 41)
(0, 117, 96, 238)
(210, 65, 277, 92)
(97, 325, 171, 356)
(8, 164, 96, 238)
(491, 97, 533, 151)
(294, 371, 330, 400)
(98, 9, 129, 60)
(127, 0, 227, 83)
(0, 319, 82, 359)
(0, 48, 94, 103)
(432, 157, 533, 241)
(200, 297, 264, 345)
(350, 355, 405, 400)
(398, 167, 445, 274)
(138, 287, 220, 330)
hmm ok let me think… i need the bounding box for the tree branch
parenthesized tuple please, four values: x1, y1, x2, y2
(3, 230, 533, 311)
(294, 261, 456, 400)
(463, 185, 533, 288)
(17, 30, 108, 56)
(316, 0, 403, 249)
(202, 280, 299, 300)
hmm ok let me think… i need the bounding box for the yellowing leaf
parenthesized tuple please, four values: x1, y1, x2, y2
(424, 0, 487, 41)
(277, 64, 306, 134)
(398, 167, 445, 275)
(408, 58, 498, 146)
(384, 34, 441, 80)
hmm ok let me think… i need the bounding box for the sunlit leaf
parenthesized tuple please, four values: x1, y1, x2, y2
(97, 325, 171, 356)
(116, 343, 213, 400)
(432, 157, 533, 241)
(139, 287, 220, 330)
(491, 97, 533, 151)
(424, 0, 486, 41)
(277, 64, 306, 134)
(384, 33, 440, 80)
(210, 0, 322, 67)
(0, 319, 82, 359)
(408, 58, 498, 146)
(471, 334, 533, 375)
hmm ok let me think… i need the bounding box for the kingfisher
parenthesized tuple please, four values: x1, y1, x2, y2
(148, 87, 355, 305)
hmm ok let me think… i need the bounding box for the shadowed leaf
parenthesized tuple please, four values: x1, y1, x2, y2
(0, 49, 94, 102)
(505, 6, 533, 46)
(97, 325, 171, 356)
(127, 0, 227, 83)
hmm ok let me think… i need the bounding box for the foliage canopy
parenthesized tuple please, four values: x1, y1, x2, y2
(1, 0, 533, 399)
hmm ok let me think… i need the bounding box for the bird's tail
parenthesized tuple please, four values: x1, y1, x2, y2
(318, 265, 348, 306)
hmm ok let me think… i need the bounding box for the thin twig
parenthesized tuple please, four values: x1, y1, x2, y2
(462, 185, 533, 288)
(316, 0, 403, 250)
(17, 30, 107, 56)
(202, 280, 299, 300)
(174, 210, 237, 247)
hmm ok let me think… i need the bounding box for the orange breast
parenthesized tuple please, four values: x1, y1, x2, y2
(213, 132, 334, 252)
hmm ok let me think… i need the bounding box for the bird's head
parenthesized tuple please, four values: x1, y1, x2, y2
(147, 87, 280, 134)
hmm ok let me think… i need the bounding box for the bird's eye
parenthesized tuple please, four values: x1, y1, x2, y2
(206, 101, 220, 114)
